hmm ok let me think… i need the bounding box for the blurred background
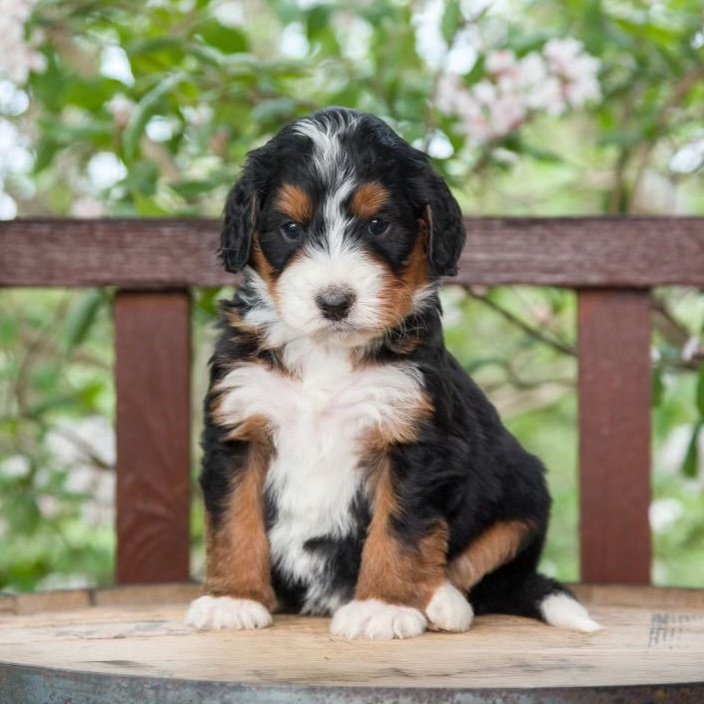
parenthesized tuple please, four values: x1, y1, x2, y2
(1, 0, 703, 592)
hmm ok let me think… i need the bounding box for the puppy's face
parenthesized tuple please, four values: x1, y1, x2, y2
(221, 109, 465, 347)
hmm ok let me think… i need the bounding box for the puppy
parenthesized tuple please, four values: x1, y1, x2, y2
(186, 108, 600, 639)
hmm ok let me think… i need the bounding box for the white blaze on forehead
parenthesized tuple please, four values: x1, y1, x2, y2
(293, 114, 364, 255)
(293, 113, 360, 184)
(322, 179, 356, 255)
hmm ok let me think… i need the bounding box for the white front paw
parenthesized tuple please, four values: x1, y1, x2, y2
(425, 581, 474, 632)
(331, 599, 427, 640)
(185, 595, 272, 630)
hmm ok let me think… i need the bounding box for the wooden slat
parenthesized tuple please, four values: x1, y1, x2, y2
(2, 217, 704, 288)
(459, 217, 704, 287)
(0, 219, 224, 289)
(577, 289, 652, 584)
(114, 291, 192, 584)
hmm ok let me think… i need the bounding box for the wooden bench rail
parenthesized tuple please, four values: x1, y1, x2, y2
(2, 217, 704, 288)
(2, 217, 704, 586)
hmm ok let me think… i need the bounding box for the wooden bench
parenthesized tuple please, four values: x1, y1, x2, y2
(1, 216, 703, 702)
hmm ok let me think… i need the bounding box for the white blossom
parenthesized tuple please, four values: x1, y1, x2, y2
(183, 102, 215, 128)
(86, 151, 127, 190)
(670, 139, 704, 175)
(650, 498, 684, 533)
(71, 197, 105, 218)
(107, 94, 136, 129)
(0, 116, 34, 219)
(438, 37, 601, 145)
(45, 416, 115, 526)
(100, 45, 134, 86)
(0, 0, 45, 84)
(212, 0, 245, 28)
(543, 37, 601, 107)
(485, 49, 517, 76)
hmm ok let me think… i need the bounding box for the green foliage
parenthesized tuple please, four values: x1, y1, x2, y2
(1, 0, 703, 591)
(0, 290, 115, 590)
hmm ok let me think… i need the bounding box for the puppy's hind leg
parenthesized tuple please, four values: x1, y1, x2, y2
(470, 569, 601, 633)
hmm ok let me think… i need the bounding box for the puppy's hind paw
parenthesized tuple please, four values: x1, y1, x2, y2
(185, 595, 273, 631)
(331, 599, 427, 640)
(540, 593, 601, 633)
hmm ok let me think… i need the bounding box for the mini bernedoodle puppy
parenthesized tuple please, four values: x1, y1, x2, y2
(186, 108, 600, 639)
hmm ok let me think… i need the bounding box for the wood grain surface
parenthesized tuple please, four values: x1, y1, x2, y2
(2, 217, 704, 288)
(114, 292, 192, 584)
(577, 290, 653, 584)
(0, 585, 703, 690)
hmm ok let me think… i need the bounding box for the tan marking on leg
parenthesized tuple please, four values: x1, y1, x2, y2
(274, 183, 313, 224)
(447, 520, 533, 591)
(355, 458, 447, 610)
(349, 181, 391, 220)
(203, 441, 275, 609)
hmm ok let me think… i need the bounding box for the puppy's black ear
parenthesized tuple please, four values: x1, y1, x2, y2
(219, 147, 270, 273)
(421, 170, 466, 278)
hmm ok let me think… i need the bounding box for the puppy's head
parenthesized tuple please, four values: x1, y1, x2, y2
(220, 108, 465, 345)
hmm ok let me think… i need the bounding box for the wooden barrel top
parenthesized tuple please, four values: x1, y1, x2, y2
(1, 583, 703, 703)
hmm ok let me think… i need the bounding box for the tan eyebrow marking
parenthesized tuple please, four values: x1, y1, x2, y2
(350, 181, 391, 219)
(274, 183, 313, 224)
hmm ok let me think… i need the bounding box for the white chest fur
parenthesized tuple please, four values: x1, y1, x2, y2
(214, 343, 425, 612)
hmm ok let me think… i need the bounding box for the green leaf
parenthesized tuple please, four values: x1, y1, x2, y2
(133, 192, 171, 216)
(306, 5, 332, 42)
(171, 177, 224, 200)
(682, 422, 702, 479)
(195, 288, 225, 318)
(196, 21, 248, 54)
(652, 367, 665, 407)
(62, 289, 106, 353)
(251, 97, 299, 125)
(123, 72, 184, 161)
(696, 365, 704, 417)
(441, 0, 462, 44)
(6, 493, 42, 534)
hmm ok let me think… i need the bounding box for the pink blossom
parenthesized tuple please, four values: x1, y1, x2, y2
(437, 35, 601, 146)
(485, 49, 517, 76)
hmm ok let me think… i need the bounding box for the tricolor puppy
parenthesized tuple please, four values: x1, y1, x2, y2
(186, 108, 600, 639)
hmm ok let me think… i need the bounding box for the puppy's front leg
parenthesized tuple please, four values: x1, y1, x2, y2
(186, 441, 275, 630)
(331, 465, 471, 639)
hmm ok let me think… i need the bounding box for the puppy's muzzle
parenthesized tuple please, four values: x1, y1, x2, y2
(316, 288, 356, 322)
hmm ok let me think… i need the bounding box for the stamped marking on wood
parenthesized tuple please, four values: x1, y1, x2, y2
(648, 613, 704, 650)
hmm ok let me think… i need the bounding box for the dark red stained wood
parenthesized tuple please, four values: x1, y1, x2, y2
(114, 291, 192, 584)
(577, 289, 652, 584)
(2, 217, 704, 288)
(0, 219, 225, 289)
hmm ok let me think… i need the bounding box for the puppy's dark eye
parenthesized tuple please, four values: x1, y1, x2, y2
(368, 218, 390, 236)
(281, 222, 305, 242)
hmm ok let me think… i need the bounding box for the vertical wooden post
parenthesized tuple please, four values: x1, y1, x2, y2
(114, 290, 192, 584)
(577, 289, 652, 584)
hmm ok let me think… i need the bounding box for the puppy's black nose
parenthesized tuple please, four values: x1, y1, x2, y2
(316, 289, 356, 321)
